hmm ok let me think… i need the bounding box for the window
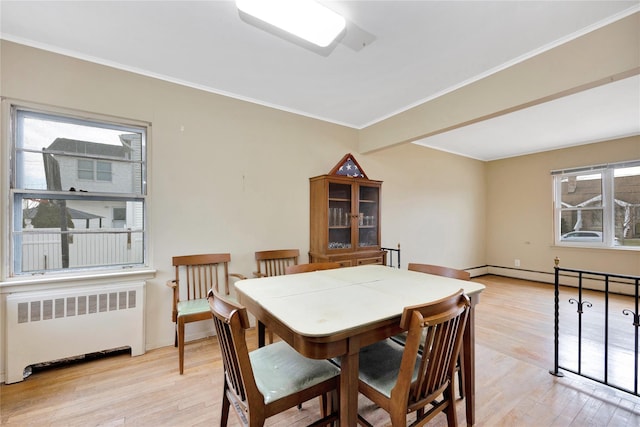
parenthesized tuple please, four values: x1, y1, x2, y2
(77, 159, 112, 182)
(96, 161, 112, 181)
(113, 207, 126, 228)
(7, 102, 148, 276)
(77, 159, 94, 180)
(553, 161, 640, 248)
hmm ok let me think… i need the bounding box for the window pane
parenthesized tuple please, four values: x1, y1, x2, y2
(113, 207, 126, 221)
(18, 197, 144, 273)
(614, 166, 640, 246)
(560, 209, 603, 239)
(328, 183, 351, 249)
(77, 159, 94, 180)
(358, 185, 379, 248)
(16, 111, 145, 194)
(96, 161, 112, 182)
(561, 172, 602, 207)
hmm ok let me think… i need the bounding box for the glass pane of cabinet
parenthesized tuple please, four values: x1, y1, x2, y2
(358, 185, 379, 248)
(328, 183, 352, 249)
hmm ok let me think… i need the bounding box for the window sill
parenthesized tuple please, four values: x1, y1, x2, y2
(0, 268, 156, 292)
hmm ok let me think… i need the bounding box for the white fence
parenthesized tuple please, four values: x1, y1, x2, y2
(20, 228, 143, 272)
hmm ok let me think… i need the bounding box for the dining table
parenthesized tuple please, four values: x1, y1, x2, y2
(234, 264, 486, 426)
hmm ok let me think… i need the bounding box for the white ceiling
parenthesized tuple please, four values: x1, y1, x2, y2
(1, 1, 638, 161)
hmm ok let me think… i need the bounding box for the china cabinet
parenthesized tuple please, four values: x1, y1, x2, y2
(309, 154, 385, 266)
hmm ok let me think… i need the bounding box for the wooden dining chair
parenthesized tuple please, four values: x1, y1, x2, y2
(407, 263, 471, 281)
(253, 249, 300, 345)
(285, 262, 342, 275)
(253, 249, 300, 277)
(401, 262, 470, 399)
(355, 290, 470, 427)
(167, 253, 245, 374)
(208, 290, 340, 427)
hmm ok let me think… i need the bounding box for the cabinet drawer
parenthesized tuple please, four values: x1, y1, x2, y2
(357, 256, 384, 266)
(336, 260, 354, 268)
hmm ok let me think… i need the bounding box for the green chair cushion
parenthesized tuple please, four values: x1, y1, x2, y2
(355, 338, 419, 398)
(177, 298, 209, 317)
(250, 341, 340, 404)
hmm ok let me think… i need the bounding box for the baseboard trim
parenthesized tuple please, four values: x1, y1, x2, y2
(471, 265, 635, 296)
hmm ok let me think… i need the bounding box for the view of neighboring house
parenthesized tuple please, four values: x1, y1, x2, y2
(20, 134, 144, 272)
(560, 174, 640, 242)
(44, 136, 135, 229)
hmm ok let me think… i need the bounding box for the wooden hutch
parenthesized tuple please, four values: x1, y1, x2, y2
(309, 154, 385, 266)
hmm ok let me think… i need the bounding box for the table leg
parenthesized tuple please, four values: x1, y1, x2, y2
(463, 304, 476, 426)
(340, 339, 360, 426)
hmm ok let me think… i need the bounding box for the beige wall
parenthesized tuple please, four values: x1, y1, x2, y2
(365, 143, 486, 270)
(0, 41, 487, 380)
(486, 135, 640, 280)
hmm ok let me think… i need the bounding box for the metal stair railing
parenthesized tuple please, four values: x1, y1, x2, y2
(550, 257, 640, 397)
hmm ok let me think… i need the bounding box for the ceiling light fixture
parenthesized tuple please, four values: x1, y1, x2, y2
(236, 0, 346, 47)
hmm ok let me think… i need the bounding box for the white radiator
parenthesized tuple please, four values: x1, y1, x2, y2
(5, 281, 145, 384)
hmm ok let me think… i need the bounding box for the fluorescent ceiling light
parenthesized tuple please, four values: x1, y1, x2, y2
(236, 0, 346, 47)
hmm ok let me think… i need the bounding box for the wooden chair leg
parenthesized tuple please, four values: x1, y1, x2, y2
(220, 387, 230, 427)
(457, 351, 465, 399)
(320, 394, 328, 417)
(258, 321, 266, 347)
(444, 391, 458, 427)
(178, 318, 185, 374)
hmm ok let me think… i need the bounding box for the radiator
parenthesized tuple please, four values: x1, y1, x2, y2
(5, 281, 145, 384)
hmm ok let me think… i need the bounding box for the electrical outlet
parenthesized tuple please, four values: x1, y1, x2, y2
(514, 259, 521, 267)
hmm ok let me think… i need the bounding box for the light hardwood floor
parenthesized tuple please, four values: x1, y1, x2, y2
(1, 275, 639, 426)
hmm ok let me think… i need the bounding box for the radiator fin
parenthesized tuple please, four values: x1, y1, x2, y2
(67, 297, 75, 317)
(18, 302, 28, 324)
(31, 301, 40, 322)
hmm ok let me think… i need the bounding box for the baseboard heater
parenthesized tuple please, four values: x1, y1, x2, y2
(5, 281, 145, 384)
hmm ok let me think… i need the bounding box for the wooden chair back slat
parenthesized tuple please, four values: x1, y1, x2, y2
(254, 249, 299, 277)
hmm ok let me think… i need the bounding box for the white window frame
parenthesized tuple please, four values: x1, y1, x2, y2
(553, 160, 640, 249)
(3, 100, 149, 277)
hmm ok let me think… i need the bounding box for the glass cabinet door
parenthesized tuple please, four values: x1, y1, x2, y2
(328, 182, 352, 249)
(358, 185, 379, 248)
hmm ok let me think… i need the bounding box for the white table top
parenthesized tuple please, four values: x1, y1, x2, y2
(235, 265, 485, 337)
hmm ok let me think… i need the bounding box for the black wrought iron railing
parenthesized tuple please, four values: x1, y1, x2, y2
(550, 257, 640, 397)
(381, 244, 401, 268)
